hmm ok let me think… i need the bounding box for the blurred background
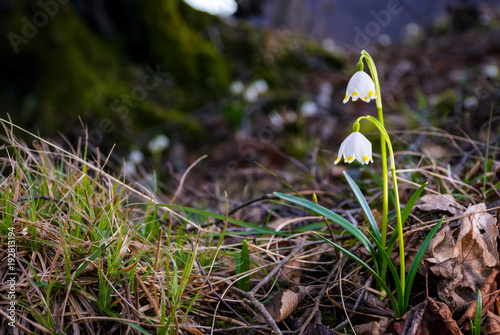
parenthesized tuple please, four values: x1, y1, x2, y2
(1, 0, 499, 198)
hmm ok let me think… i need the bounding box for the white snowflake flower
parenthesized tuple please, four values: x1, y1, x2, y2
(334, 132, 373, 164)
(343, 71, 377, 103)
(148, 134, 170, 153)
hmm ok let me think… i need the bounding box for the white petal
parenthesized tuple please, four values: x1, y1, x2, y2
(335, 132, 373, 165)
(344, 71, 376, 104)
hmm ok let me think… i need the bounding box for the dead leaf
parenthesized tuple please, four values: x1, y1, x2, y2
(354, 321, 381, 335)
(415, 194, 465, 216)
(255, 286, 308, 323)
(386, 298, 463, 335)
(459, 265, 500, 324)
(424, 203, 499, 312)
(483, 311, 500, 335)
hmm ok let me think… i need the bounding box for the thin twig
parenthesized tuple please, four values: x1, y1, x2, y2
(251, 240, 306, 294)
(228, 193, 278, 216)
(335, 277, 372, 329)
(231, 287, 283, 335)
(194, 257, 249, 326)
(298, 253, 344, 335)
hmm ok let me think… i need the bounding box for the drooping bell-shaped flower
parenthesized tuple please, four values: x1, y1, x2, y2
(334, 132, 373, 164)
(343, 71, 377, 103)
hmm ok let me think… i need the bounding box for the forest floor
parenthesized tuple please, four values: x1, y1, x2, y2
(1, 20, 500, 335)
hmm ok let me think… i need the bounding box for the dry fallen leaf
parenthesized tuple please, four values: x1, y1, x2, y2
(458, 264, 500, 325)
(354, 321, 381, 335)
(386, 298, 463, 335)
(415, 194, 465, 216)
(482, 311, 500, 335)
(424, 203, 499, 312)
(255, 286, 308, 323)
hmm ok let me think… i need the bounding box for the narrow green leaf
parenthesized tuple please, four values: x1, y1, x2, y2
(401, 183, 428, 225)
(160, 204, 289, 236)
(344, 171, 381, 242)
(124, 322, 151, 335)
(274, 192, 379, 265)
(237, 240, 251, 291)
(473, 290, 482, 335)
(386, 226, 400, 257)
(315, 232, 400, 318)
(483, 106, 494, 199)
(404, 217, 444, 309)
(368, 231, 405, 314)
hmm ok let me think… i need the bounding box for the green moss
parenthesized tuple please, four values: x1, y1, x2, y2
(137, 0, 230, 90)
(1, 0, 125, 134)
(178, 1, 222, 31)
(321, 307, 337, 326)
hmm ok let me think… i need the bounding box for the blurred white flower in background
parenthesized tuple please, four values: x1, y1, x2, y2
(243, 87, 259, 102)
(335, 132, 373, 165)
(269, 110, 284, 129)
(318, 81, 332, 107)
(253, 79, 268, 94)
(229, 80, 245, 95)
(243, 79, 268, 102)
(148, 134, 170, 153)
(322, 38, 339, 53)
(482, 64, 499, 78)
(378, 34, 392, 46)
(300, 101, 318, 117)
(129, 150, 144, 165)
(403, 22, 424, 44)
(464, 96, 479, 110)
(285, 110, 297, 123)
(123, 161, 137, 175)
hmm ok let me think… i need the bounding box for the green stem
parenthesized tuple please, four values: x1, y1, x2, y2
(361, 51, 389, 284)
(356, 115, 405, 293)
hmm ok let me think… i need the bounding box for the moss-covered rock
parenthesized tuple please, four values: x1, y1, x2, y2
(1, 0, 124, 135)
(137, 0, 230, 90)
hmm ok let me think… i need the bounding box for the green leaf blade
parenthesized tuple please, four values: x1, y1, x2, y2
(237, 240, 251, 292)
(344, 171, 381, 242)
(401, 183, 428, 225)
(274, 192, 379, 264)
(315, 232, 401, 318)
(404, 217, 444, 309)
(367, 231, 404, 312)
(160, 204, 289, 236)
(473, 290, 482, 335)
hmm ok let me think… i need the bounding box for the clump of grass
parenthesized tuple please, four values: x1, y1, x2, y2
(0, 119, 201, 334)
